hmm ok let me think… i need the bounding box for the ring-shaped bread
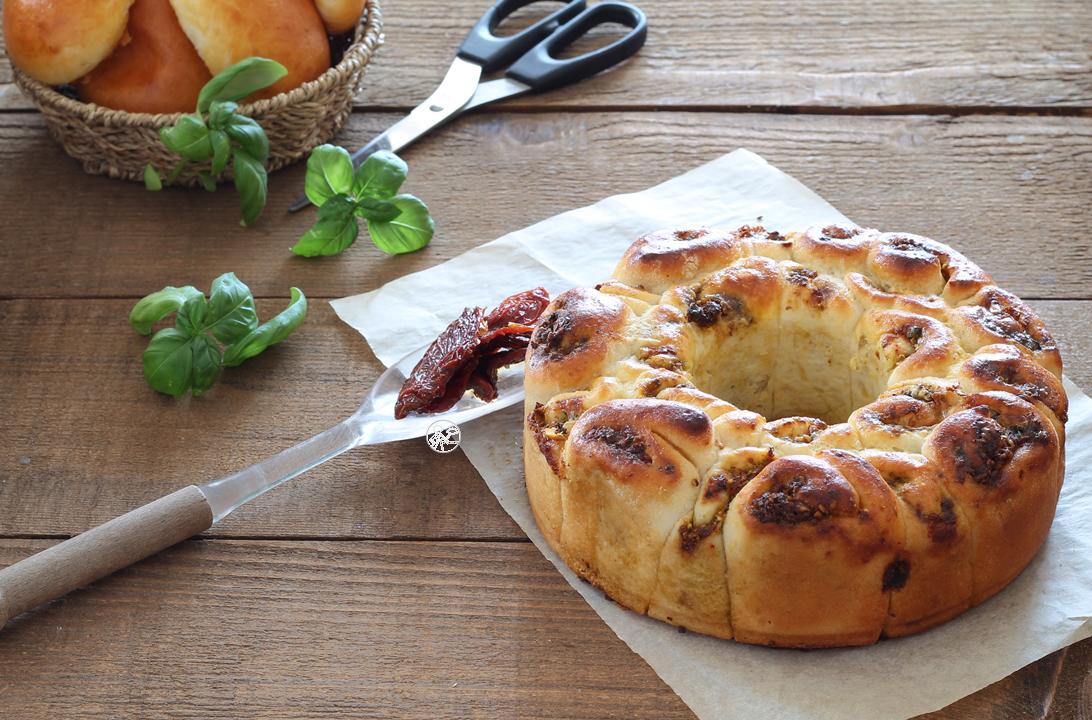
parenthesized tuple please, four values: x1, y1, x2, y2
(523, 223, 1066, 648)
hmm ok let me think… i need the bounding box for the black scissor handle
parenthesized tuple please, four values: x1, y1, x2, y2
(458, 0, 587, 73)
(506, 1, 647, 93)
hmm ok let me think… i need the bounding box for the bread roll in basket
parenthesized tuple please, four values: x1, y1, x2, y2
(3, 0, 382, 185)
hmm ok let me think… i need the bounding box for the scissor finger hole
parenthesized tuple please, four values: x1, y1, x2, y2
(491, 1, 571, 37)
(551, 21, 632, 59)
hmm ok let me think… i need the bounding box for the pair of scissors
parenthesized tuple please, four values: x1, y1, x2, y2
(288, 0, 647, 212)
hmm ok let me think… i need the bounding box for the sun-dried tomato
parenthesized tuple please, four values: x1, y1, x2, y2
(394, 288, 550, 419)
(485, 287, 550, 328)
(393, 306, 484, 419)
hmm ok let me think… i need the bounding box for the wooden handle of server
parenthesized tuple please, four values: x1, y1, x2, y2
(0, 485, 214, 628)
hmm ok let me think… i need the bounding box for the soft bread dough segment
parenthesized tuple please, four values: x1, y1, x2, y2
(660, 255, 782, 417)
(923, 391, 1064, 605)
(560, 399, 715, 612)
(646, 446, 775, 638)
(849, 378, 966, 455)
(862, 450, 973, 638)
(525, 287, 637, 408)
(523, 222, 1066, 648)
(724, 451, 900, 647)
(949, 286, 1064, 379)
(775, 260, 860, 422)
(3, 0, 137, 85)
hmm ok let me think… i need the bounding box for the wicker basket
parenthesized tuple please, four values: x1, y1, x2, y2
(11, 0, 382, 187)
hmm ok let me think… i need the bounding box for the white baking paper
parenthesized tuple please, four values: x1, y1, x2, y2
(331, 149, 1092, 720)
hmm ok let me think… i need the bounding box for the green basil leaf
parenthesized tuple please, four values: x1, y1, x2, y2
(160, 114, 212, 161)
(233, 149, 268, 227)
(144, 164, 163, 191)
(291, 194, 359, 256)
(354, 196, 402, 223)
(197, 171, 216, 192)
(130, 286, 204, 334)
(190, 334, 223, 395)
(221, 113, 269, 165)
(209, 129, 232, 176)
(304, 144, 354, 208)
(222, 287, 307, 367)
(175, 293, 208, 336)
(205, 272, 258, 344)
(316, 192, 357, 221)
(142, 328, 195, 397)
(207, 100, 239, 129)
(197, 57, 287, 114)
(290, 213, 360, 257)
(367, 194, 435, 254)
(353, 150, 407, 199)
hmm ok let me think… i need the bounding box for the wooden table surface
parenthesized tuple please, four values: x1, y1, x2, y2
(2, 0, 1091, 717)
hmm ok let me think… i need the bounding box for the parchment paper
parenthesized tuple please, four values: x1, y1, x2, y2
(331, 149, 1092, 720)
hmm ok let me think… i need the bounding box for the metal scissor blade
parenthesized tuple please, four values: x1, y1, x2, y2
(461, 77, 533, 112)
(380, 56, 483, 152)
(288, 57, 483, 213)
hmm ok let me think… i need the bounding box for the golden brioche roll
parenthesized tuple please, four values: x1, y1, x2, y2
(524, 286, 638, 408)
(861, 450, 973, 638)
(2, 0, 136, 85)
(77, 0, 212, 114)
(560, 399, 715, 613)
(924, 391, 1064, 605)
(312, 0, 366, 34)
(725, 451, 901, 648)
(949, 285, 1064, 379)
(646, 446, 774, 640)
(659, 255, 783, 419)
(167, 0, 330, 101)
(612, 227, 749, 295)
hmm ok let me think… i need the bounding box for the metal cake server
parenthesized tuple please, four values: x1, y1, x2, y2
(0, 343, 525, 628)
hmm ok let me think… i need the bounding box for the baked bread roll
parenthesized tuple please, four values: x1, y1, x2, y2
(77, 0, 213, 114)
(167, 0, 331, 101)
(312, 0, 367, 35)
(524, 223, 1066, 648)
(2, 0, 137, 85)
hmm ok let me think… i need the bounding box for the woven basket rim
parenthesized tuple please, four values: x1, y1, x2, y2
(12, 0, 383, 129)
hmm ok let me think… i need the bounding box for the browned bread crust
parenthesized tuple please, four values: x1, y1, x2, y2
(2, 0, 137, 85)
(523, 223, 1066, 648)
(77, 0, 213, 114)
(168, 0, 330, 101)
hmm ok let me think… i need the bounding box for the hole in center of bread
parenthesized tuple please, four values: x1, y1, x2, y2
(684, 308, 889, 426)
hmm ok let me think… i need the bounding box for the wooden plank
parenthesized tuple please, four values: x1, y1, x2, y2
(1, 536, 1089, 719)
(0, 538, 697, 720)
(1, 296, 1088, 538)
(0, 299, 519, 540)
(2, 0, 1091, 112)
(1, 112, 1090, 300)
(918, 649, 1068, 719)
(1046, 639, 1092, 719)
(357, 0, 1092, 110)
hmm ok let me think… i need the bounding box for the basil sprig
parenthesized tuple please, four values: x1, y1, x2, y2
(292, 145, 435, 256)
(145, 57, 287, 227)
(130, 273, 306, 396)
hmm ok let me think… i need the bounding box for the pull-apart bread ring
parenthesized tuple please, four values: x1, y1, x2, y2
(523, 223, 1066, 648)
